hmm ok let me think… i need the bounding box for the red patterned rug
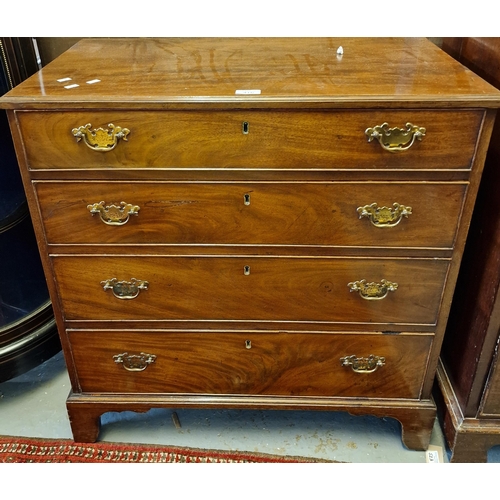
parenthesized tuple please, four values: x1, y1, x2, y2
(0, 435, 333, 463)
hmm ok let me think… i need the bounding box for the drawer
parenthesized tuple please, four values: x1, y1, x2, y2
(69, 330, 432, 399)
(52, 256, 449, 325)
(17, 109, 481, 170)
(36, 181, 466, 249)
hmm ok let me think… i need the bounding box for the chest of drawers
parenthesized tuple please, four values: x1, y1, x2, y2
(2, 37, 500, 449)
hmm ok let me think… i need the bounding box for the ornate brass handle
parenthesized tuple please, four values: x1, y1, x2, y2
(72, 123, 130, 151)
(365, 122, 426, 152)
(87, 201, 140, 225)
(101, 278, 149, 299)
(357, 202, 412, 228)
(113, 352, 156, 372)
(347, 279, 398, 300)
(340, 354, 386, 373)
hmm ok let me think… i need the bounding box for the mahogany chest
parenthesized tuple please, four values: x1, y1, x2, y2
(1, 37, 499, 448)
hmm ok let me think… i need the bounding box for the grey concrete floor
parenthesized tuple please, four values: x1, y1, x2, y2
(0, 350, 463, 463)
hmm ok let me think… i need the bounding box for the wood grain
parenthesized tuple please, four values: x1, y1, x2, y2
(69, 330, 432, 399)
(1, 38, 499, 109)
(50, 255, 449, 325)
(35, 181, 466, 248)
(3, 38, 499, 447)
(17, 109, 481, 170)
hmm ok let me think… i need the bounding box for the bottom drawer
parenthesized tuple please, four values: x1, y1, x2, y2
(69, 330, 432, 399)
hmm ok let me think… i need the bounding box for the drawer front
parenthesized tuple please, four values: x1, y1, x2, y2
(36, 181, 466, 248)
(18, 109, 481, 170)
(52, 256, 449, 324)
(69, 330, 432, 399)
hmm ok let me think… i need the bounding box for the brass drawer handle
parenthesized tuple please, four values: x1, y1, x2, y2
(72, 123, 130, 151)
(357, 202, 412, 228)
(113, 352, 156, 372)
(340, 354, 385, 374)
(348, 279, 398, 300)
(87, 201, 140, 225)
(365, 122, 426, 153)
(101, 278, 149, 299)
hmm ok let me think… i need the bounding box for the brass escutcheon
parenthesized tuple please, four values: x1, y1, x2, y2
(347, 279, 398, 300)
(87, 201, 140, 225)
(357, 202, 412, 228)
(340, 354, 386, 373)
(72, 123, 130, 151)
(113, 352, 156, 372)
(101, 278, 149, 299)
(365, 122, 426, 152)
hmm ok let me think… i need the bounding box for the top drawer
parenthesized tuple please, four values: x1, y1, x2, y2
(15, 109, 482, 170)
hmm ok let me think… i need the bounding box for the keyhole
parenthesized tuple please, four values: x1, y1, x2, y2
(245, 340, 252, 349)
(244, 265, 251, 275)
(244, 193, 251, 205)
(242, 121, 249, 134)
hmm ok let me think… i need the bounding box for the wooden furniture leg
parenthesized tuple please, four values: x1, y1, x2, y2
(66, 400, 101, 443)
(435, 360, 500, 462)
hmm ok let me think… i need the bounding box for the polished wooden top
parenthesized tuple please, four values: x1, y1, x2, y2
(1, 37, 500, 109)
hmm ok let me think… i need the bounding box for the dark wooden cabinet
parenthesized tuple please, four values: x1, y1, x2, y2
(436, 37, 500, 462)
(1, 38, 499, 447)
